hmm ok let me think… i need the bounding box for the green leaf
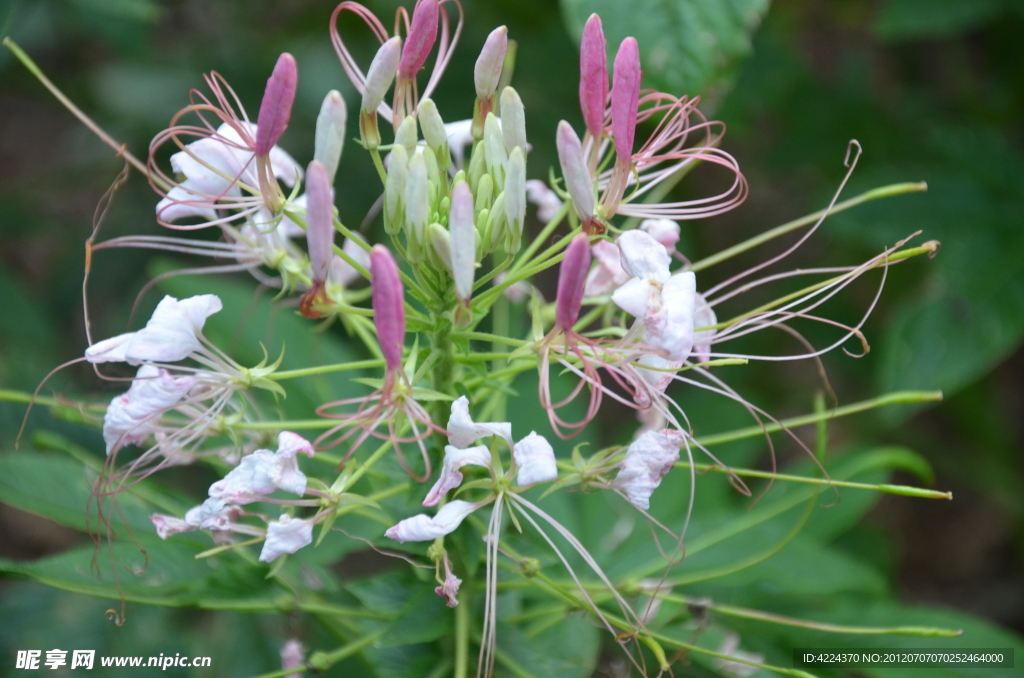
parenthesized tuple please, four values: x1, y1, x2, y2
(560, 0, 770, 102)
(497, 614, 599, 678)
(68, 0, 161, 23)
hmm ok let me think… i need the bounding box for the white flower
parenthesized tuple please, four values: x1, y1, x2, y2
(149, 514, 193, 539)
(102, 365, 197, 454)
(525, 179, 563, 222)
(156, 122, 302, 223)
(280, 639, 305, 678)
(612, 230, 697, 362)
(584, 240, 630, 296)
(259, 514, 314, 562)
(85, 294, 222, 365)
(445, 118, 475, 169)
(447, 396, 513, 449)
(639, 218, 680, 253)
(614, 429, 683, 510)
(435, 566, 462, 608)
(512, 432, 557, 486)
(423, 445, 492, 507)
(208, 432, 315, 503)
(385, 499, 480, 543)
(185, 497, 243, 531)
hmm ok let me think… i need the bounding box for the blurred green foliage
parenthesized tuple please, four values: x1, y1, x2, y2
(1, 0, 1023, 676)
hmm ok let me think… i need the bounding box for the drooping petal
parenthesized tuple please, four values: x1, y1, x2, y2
(102, 365, 196, 454)
(384, 499, 479, 542)
(423, 444, 492, 507)
(584, 240, 630, 296)
(614, 428, 683, 510)
(616, 230, 670, 283)
(86, 295, 222, 365)
(639, 218, 680, 252)
(259, 514, 314, 562)
(185, 497, 242, 531)
(435, 568, 462, 607)
(512, 431, 557, 486)
(446, 396, 513, 448)
(150, 514, 195, 539)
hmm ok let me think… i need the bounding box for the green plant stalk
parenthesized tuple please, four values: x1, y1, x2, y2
(674, 462, 951, 499)
(688, 182, 928, 273)
(694, 390, 942, 447)
(455, 590, 470, 678)
(269, 359, 384, 380)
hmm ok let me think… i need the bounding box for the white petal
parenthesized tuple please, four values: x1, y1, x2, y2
(259, 514, 314, 562)
(658, 272, 697, 361)
(86, 294, 222, 365)
(150, 514, 194, 539)
(512, 432, 557, 486)
(423, 445, 492, 507)
(384, 500, 479, 543)
(208, 450, 279, 503)
(276, 431, 315, 459)
(329, 236, 371, 288)
(446, 396, 513, 449)
(186, 497, 242, 531)
(611, 277, 659, 319)
(102, 365, 196, 454)
(639, 218, 680, 251)
(617, 230, 671, 283)
(525, 179, 563, 222)
(156, 186, 219, 223)
(693, 292, 716, 363)
(614, 429, 683, 510)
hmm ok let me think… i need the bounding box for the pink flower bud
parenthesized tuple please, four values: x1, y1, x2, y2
(556, 121, 594, 222)
(255, 53, 298, 157)
(555, 233, 592, 330)
(474, 26, 508, 100)
(314, 90, 347, 184)
(304, 161, 334, 283)
(449, 181, 476, 302)
(611, 37, 641, 165)
(362, 36, 403, 114)
(399, 0, 439, 80)
(579, 14, 608, 139)
(370, 245, 406, 370)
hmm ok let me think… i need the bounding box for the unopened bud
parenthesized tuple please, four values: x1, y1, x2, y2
(398, 0, 439, 80)
(450, 181, 476, 302)
(429, 222, 452, 270)
(314, 90, 347, 184)
(556, 233, 592, 330)
(500, 87, 527, 154)
(395, 115, 419, 153)
(370, 245, 406, 370)
(362, 36, 402, 114)
(505, 147, 525, 252)
(475, 174, 493, 215)
(474, 26, 508, 100)
(611, 37, 641, 165)
(579, 14, 608, 139)
(467, 141, 487, 193)
(406, 153, 429, 250)
(556, 121, 595, 222)
(384, 145, 409, 234)
(255, 53, 298, 157)
(483, 113, 507, 184)
(305, 161, 334, 282)
(418, 98, 448, 152)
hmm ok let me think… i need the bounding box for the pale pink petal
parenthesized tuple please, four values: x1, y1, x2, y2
(616, 230, 671, 283)
(102, 365, 196, 454)
(259, 514, 314, 562)
(423, 445, 492, 507)
(150, 514, 194, 539)
(512, 432, 557, 486)
(384, 500, 479, 543)
(614, 429, 683, 510)
(446, 396, 513, 449)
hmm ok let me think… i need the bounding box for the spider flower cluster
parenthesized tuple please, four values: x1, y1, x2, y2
(38, 2, 940, 676)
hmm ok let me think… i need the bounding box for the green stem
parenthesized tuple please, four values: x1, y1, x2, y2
(455, 589, 469, 678)
(694, 390, 942, 447)
(269, 359, 384, 380)
(689, 182, 928, 273)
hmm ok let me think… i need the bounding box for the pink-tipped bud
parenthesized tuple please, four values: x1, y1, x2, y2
(255, 53, 298, 157)
(474, 26, 508, 100)
(449, 181, 476, 302)
(579, 14, 608, 139)
(363, 36, 403, 114)
(556, 121, 594, 222)
(370, 245, 406, 370)
(399, 0, 439, 80)
(611, 37, 641, 164)
(556, 234, 592, 330)
(305, 161, 334, 282)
